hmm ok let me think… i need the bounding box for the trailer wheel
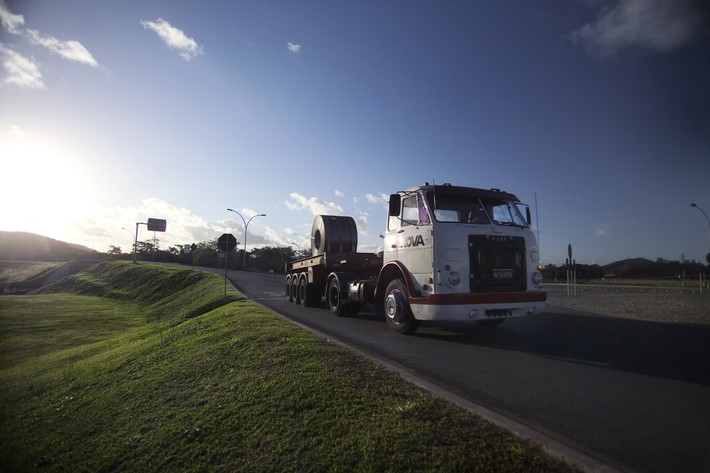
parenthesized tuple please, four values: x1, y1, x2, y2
(327, 276, 348, 317)
(298, 274, 312, 307)
(286, 275, 293, 301)
(384, 279, 417, 334)
(291, 274, 301, 305)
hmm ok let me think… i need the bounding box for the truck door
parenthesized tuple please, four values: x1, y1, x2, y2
(395, 193, 433, 283)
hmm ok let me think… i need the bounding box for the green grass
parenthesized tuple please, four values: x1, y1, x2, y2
(0, 261, 578, 472)
(0, 261, 64, 286)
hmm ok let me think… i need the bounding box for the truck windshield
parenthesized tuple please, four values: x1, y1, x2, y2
(425, 191, 527, 226)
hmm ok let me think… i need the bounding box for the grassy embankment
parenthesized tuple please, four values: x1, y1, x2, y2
(0, 261, 578, 472)
(0, 261, 66, 294)
(0, 261, 65, 284)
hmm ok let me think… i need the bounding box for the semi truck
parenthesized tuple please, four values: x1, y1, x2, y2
(285, 183, 546, 334)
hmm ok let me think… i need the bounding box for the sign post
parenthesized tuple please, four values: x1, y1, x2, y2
(566, 244, 576, 298)
(133, 218, 167, 263)
(218, 233, 238, 298)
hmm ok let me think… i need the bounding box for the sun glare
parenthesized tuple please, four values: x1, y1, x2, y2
(1, 137, 90, 239)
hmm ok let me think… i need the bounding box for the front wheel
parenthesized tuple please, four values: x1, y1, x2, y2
(384, 279, 417, 334)
(327, 276, 347, 316)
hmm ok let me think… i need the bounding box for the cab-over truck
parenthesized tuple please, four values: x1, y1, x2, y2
(285, 183, 546, 334)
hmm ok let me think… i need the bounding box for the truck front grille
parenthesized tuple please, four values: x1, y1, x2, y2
(469, 235, 526, 292)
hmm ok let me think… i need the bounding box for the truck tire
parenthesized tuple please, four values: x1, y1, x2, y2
(298, 274, 312, 307)
(384, 279, 418, 334)
(327, 276, 348, 317)
(286, 275, 293, 301)
(291, 274, 301, 305)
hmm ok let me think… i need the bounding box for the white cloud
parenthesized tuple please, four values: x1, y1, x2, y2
(573, 0, 707, 56)
(0, 43, 44, 89)
(0, 0, 24, 34)
(357, 214, 370, 236)
(8, 123, 30, 137)
(99, 198, 235, 251)
(141, 18, 203, 61)
(285, 192, 344, 216)
(335, 190, 344, 197)
(594, 223, 611, 237)
(287, 41, 301, 53)
(25, 29, 99, 67)
(264, 226, 293, 247)
(1, 0, 100, 83)
(365, 192, 388, 206)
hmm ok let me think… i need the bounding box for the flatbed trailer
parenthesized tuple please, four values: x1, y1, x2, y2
(286, 251, 382, 314)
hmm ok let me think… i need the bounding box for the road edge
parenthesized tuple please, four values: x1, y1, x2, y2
(232, 277, 626, 473)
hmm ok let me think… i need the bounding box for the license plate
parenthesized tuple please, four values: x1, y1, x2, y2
(492, 269, 513, 279)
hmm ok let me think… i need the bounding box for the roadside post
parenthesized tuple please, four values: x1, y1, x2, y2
(218, 233, 237, 298)
(566, 244, 577, 298)
(133, 218, 167, 263)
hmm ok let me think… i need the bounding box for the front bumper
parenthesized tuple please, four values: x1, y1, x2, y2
(408, 291, 546, 322)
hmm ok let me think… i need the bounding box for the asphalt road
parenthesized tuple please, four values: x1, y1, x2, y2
(222, 268, 710, 473)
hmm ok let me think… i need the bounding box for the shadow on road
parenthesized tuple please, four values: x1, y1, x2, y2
(413, 309, 710, 386)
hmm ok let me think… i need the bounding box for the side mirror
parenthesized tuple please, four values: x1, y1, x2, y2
(526, 206, 532, 226)
(388, 194, 401, 217)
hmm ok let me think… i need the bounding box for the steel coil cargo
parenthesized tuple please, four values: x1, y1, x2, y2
(311, 215, 358, 256)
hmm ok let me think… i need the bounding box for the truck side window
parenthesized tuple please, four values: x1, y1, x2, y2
(401, 196, 418, 226)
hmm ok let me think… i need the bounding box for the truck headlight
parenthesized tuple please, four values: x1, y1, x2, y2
(532, 271, 543, 286)
(447, 271, 462, 287)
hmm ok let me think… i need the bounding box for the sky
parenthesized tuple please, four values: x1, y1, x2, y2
(1, 0, 709, 266)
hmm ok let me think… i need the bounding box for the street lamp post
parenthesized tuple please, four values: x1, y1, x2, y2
(690, 203, 710, 242)
(690, 203, 710, 294)
(227, 208, 266, 270)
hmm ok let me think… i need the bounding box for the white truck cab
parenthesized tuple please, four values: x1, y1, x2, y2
(380, 183, 545, 333)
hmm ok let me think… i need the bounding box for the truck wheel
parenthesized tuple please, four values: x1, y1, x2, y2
(327, 277, 348, 317)
(384, 279, 417, 334)
(299, 274, 312, 307)
(291, 274, 301, 305)
(286, 275, 293, 301)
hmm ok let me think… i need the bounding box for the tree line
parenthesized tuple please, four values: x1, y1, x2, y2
(108, 238, 707, 281)
(107, 238, 311, 273)
(541, 257, 709, 283)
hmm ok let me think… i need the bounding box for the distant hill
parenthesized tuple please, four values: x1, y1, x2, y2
(601, 258, 655, 274)
(0, 231, 98, 261)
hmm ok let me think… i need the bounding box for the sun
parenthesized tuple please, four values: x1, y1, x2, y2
(0, 133, 90, 238)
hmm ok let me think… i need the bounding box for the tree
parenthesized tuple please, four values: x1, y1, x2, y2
(249, 246, 297, 273)
(107, 245, 122, 259)
(192, 239, 219, 267)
